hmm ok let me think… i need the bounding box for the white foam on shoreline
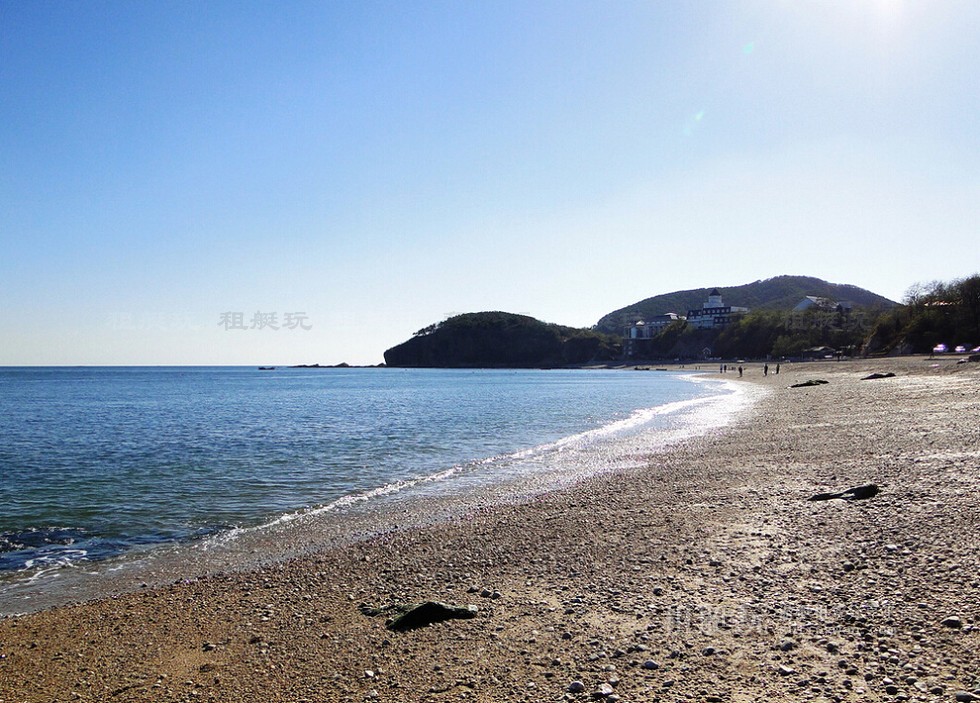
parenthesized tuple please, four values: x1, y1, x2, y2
(211, 374, 752, 539)
(0, 373, 763, 616)
(149, 374, 764, 579)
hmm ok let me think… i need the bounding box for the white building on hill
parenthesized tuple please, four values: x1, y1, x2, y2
(627, 313, 683, 339)
(624, 313, 684, 358)
(686, 289, 749, 329)
(794, 296, 853, 313)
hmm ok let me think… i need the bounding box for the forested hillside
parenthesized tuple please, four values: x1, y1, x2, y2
(596, 275, 896, 334)
(384, 312, 621, 367)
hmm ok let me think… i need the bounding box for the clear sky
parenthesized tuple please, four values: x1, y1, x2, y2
(2, 1, 978, 365)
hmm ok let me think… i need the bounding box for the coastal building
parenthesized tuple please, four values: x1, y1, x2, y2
(627, 313, 682, 339)
(794, 296, 853, 313)
(624, 313, 683, 358)
(685, 289, 749, 329)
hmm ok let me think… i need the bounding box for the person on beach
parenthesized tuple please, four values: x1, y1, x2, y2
(764, 363, 769, 376)
(738, 365, 743, 377)
(775, 363, 780, 375)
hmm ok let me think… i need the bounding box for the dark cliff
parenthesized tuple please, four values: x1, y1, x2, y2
(384, 312, 621, 368)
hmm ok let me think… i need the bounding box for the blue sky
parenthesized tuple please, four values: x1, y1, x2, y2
(2, 0, 978, 364)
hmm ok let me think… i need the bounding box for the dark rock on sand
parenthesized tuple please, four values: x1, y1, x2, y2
(861, 372, 896, 380)
(593, 682, 615, 698)
(808, 484, 881, 502)
(790, 379, 829, 388)
(359, 601, 478, 631)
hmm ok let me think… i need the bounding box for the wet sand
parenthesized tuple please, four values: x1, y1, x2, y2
(1, 357, 978, 702)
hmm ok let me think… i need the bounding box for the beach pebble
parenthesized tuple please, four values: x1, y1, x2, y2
(941, 616, 963, 629)
(592, 683, 614, 698)
(777, 665, 796, 677)
(567, 680, 586, 693)
(641, 659, 660, 670)
(954, 692, 979, 702)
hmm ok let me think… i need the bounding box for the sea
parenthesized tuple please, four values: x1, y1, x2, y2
(0, 366, 752, 615)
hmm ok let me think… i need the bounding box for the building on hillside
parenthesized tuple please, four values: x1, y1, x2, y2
(627, 313, 683, 339)
(794, 296, 834, 312)
(685, 289, 749, 329)
(624, 313, 683, 358)
(794, 296, 853, 313)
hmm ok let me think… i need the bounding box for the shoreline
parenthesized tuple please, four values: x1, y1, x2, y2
(0, 370, 743, 617)
(1, 358, 978, 701)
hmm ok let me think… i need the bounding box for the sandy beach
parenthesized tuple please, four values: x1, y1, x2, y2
(1, 357, 978, 702)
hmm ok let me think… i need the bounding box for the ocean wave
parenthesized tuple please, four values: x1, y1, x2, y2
(207, 376, 751, 548)
(1, 372, 762, 615)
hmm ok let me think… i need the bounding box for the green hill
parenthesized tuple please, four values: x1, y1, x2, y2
(383, 312, 621, 368)
(596, 275, 896, 333)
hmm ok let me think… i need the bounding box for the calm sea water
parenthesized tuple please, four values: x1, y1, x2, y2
(0, 366, 747, 612)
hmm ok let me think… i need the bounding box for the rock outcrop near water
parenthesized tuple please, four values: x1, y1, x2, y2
(383, 311, 621, 367)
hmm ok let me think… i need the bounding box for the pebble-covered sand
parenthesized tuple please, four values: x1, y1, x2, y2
(1, 357, 978, 703)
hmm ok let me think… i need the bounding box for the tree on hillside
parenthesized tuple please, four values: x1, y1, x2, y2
(955, 274, 980, 340)
(868, 273, 980, 353)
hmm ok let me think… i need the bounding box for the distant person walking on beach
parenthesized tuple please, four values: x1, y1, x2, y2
(764, 363, 769, 376)
(738, 366, 743, 377)
(775, 363, 780, 375)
